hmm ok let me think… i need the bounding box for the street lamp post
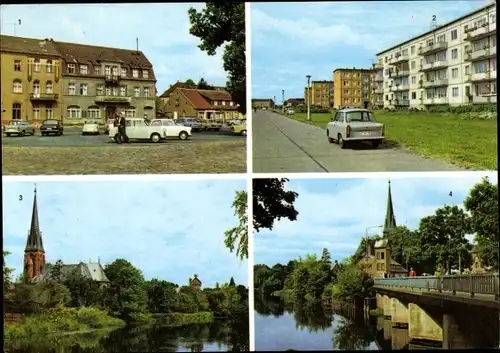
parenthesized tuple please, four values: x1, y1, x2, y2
(365, 225, 383, 241)
(282, 89, 285, 113)
(306, 75, 311, 121)
(273, 95, 276, 110)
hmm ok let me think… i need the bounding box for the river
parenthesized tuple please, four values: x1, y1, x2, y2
(4, 318, 249, 353)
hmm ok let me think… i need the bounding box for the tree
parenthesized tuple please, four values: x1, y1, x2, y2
(333, 264, 374, 303)
(188, 3, 246, 113)
(224, 190, 248, 260)
(64, 270, 103, 307)
(3, 251, 14, 288)
(144, 279, 178, 313)
(49, 259, 64, 283)
(229, 277, 236, 287)
(418, 205, 472, 274)
(197, 77, 212, 89)
(464, 177, 499, 270)
(321, 248, 331, 263)
(184, 78, 196, 86)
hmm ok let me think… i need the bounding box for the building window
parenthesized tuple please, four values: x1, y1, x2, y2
(142, 70, 149, 78)
(33, 81, 40, 96)
(45, 105, 53, 119)
(465, 65, 470, 75)
(112, 67, 119, 76)
(437, 34, 446, 42)
(112, 87, 118, 96)
(411, 91, 417, 99)
(381, 252, 385, 259)
(452, 87, 459, 97)
(121, 68, 127, 77)
(46, 81, 53, 94)
(97, 85, 104, 95)
(451, 49, 458, 59)
(120, 86, 126, 96)
(12, 103, 21, 120)
(343, 98, 349, 103)
(143, 87, 149, 97)
(222, 100, 226, 106)
(132, 69, 139, 78)
(33, 105, 40, 120)
(452, 68, 458, 78)
(214, 101, 218, 106)
(46, 60, 53, 73)
(80, 65, 88, 74)
(67, 63, 76, 73)
(34, 59, 40, 72)
(133, 87, 140, 97)
(125, 108, 136, 118)
(451, 29, 458, 40)
(14, 60, 21, 71)
(67, 106, 81, 118)
(88, 107, 100, 119)
(411, 61, 416, 69)
(105, 87, 111, 96)
(95, 66, 101, 75)
(80, 84, 88, 95)
(13, 80, 22, 93)
(411, 76, 416, 84)
(410, 45, 415, 55)
(68, 83, 76, 95)
(105, 66, 111, 76)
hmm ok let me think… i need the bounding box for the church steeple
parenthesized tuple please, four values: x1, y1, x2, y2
(24, 185, 45, 283)
(383, 180, 396, 234)
(25, 185, 44, 252)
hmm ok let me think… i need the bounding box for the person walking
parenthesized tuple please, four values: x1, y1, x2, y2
(409, 268, 416, 278)
(117, 112, 129, 144)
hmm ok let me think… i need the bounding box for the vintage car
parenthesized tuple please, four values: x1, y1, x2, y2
(4, 120, 35, 136)
(177, 117, 202, 132)
(326, 108, 384, 149)
(231, 120, 247, 136)
(286, 108, 295, 115)
(40, 119, 64, 136)
(200, 120, 223, 131)
(82, 120, 100, 135)
(150, 118, 192, 140)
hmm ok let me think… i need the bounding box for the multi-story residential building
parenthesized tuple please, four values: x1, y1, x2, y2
(1, 35, 63, 124)
(376, 3, 496, 109)
(285, 98, 305, 107)
(309, 80, 334, 108)
(52, 39, 156, 123)
(252, 98, 274, 109)
(333, 68, 375, 109)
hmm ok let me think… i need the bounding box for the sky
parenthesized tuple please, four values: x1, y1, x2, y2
(3, 179, 248, 288)
(254, 172, 498, 267)
(251, 0, 492, 101)
(0, 4, 228, 95)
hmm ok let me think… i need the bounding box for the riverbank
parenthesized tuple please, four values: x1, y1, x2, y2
(4, 307, 125, 341)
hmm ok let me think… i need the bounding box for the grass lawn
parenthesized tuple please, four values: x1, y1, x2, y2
(2, 140, 246, 175)
(288, 112, 497, 170)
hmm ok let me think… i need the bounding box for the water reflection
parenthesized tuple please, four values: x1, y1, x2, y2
(4, 319, 249, 353)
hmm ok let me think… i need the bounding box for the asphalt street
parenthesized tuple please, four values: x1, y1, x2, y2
(252, 110, 465, 173)
(2, 127, 243, 147)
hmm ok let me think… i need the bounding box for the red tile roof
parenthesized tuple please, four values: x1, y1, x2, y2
(160, 81, 196, 98)
(178, 88, 238, 110)
(198, 89, 232, 101)
(178, 88, 212, 110)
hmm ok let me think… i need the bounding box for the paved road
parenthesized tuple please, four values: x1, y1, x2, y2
(2, 127, 243, 147)
(252, 111, 465, 173)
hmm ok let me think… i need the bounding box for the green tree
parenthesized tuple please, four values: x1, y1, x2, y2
(184, 78, 196, 86)
(8, 282, 71, 314)
(321, 248, 331, 262)
(49, 259, 64, 283)
(418, 205, 472, 274)
(224, 190, 248, 260)
(103, 259, 147, 319)
(188, 3, 246, 113)
(64, 270, 103, 307)
(333, 264, 374, 303)
(464, 177, 499, 270)
(3, 251, 14, 288)
(144, 279, 178, 313)
(197, 77, 212, 89)
(229, 277, 236, 287)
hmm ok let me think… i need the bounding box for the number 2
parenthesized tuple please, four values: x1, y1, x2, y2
(432, 15, 436, 21)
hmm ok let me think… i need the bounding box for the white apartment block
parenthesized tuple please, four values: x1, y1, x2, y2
(374, 3, 496, 109)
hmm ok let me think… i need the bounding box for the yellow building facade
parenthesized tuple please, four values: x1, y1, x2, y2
(333, 68, 375, 109)
(1, 35, 62, 125)
(311, 80, 333, 108)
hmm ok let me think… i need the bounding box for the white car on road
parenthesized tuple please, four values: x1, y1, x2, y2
(151, 118, 192, 140)
(326, 108, 385, 149)
(109, 118, 191, 143)
(82, 120, 100, 135)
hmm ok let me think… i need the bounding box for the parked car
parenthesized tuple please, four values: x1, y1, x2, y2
(326, 108, 384, 149)
(150, 118, 192, 140)
(40, 119, 63, 136)
(177, 117, 202, 131)
(286, 108, 295, 115)
(104, 118, 115, 134)
(200, 120, 223, 131)
(82, 120, 100, 135)
(231, 120, 247, 136)
(4, 120, 35, 137)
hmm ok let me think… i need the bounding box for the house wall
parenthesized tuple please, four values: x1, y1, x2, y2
(163, 89, 198, 118)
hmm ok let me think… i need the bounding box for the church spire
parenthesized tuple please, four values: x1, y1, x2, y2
(383, 179, 396, 234)
(25, 185, 44, 252)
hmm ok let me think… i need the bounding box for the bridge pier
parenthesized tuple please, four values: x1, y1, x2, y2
(408, 303, 442, 343)
(382, 294, 391, 319)
(391, 327, 410, 350)
(390, 297, 408, 328)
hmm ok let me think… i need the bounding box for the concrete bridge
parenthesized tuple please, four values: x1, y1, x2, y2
(371, 273, 499, 349)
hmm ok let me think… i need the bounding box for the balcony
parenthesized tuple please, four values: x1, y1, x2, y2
(465, 22, 496, 41)
(473, 94, 497, 104)
(420, 61, 449, 71)
(374, 63, 384, 70)
(422, 97, 449, 105)
(392, 99, 410, 106)
(390, 54, 409, 65)
(422, 79, 448, 88)
(390, 70, 410, 78)
(391, 84, 410, 91)
(95, 95, 132, 103)
(104, 75, 121, 84)
(470, 71, 496, 82)
(374, 75, 384, 82)
(374, 88, 384, 94)
(418, 41, 448, 55)
(467, 46, 497, 61)
(29, 93, 59, 101)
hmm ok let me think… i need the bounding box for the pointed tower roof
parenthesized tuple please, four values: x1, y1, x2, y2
(383, 180, 396, 234)
(25, 185, 44, 252)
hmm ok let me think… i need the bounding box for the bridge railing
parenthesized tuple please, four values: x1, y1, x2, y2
(373, 273, 499, 300)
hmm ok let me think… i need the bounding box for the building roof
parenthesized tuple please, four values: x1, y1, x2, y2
(376, 3, 495, 56)
(383, 180, 397, 233)
(0, 35, 60, 57)
(25, 186, 44, 253)
(52, 40, 155, 77)
(33, 262, 109, 283)
(178, 88, 237, 110)
(333, 68, 374, 73)
(198, 89, 232, 102)
(390, 259, 407, 273)
(252, 98, 274, 102)
(374, 239, 389, 249)
(160, 81, 197, 98)
(179, 88, 213, 110)
(312, 80, 333, 83)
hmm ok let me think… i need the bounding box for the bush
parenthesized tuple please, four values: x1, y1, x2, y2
(152, 311, 214, 326)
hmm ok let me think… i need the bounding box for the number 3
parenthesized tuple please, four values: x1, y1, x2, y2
(19, 195, 23, 201)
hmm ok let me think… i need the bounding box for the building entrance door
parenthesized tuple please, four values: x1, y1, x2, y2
(106, 106, 116, 120)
